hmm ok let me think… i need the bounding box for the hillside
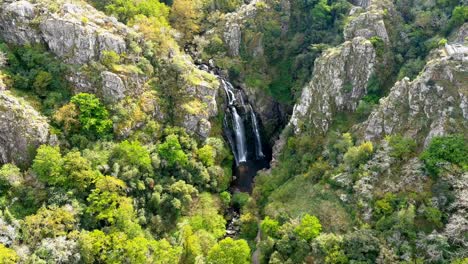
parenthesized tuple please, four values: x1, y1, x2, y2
(0, 0, 466, 263)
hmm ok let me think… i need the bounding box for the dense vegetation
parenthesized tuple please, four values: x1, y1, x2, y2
(0, 0, 466, 263)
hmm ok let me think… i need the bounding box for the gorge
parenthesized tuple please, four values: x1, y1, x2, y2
(0, 0, 466, 263)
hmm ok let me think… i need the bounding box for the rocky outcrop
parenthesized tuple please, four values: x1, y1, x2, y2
(286, 0, 396, 135)
(354, 40, 468, 145)
(0, 1, 128, 64)
(222, 0, 259, 57)
(289, 37, 376, 134)
(0, 0, 220, 139)
(344, 5, 389, 43)
(0, 91, 50, 166)
(0, 0, 133, 102)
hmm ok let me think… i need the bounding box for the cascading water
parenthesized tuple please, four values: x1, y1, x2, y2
(249, 105, 265, 159)
(197, 61, 271, 238)
(230, 106, 247, 163)
(197, 62, 270, 193)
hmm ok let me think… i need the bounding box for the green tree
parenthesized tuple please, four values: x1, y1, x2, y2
(261, 216, 280, 238)
(97, 0, 170, 24)
(158, 134, 188, 167)
(111, 140, 153, 177)
(86, 176, 128, 225)
(70, 93, 113, 138)
(294, 214, 322, 241)
(197, 144, 215, 166)
(62, 150, 101, 192)
(207, 237, 251, 264)
(32, 145, 65, 186)
(170, 0, 202, 42)
(343, 230, 380, 263)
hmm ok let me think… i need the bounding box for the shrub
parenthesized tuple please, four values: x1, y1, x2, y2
(294, 214, 322, 241)
(100, 50, 120, 68)
(420, 134, 467, 176)
(387, 134, 417, 160)
(343, 141, 374, 169)
(232, 192, 250, 209)
(0, 244, 18, 264)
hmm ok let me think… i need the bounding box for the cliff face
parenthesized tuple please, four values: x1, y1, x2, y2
(354, 43, 467, 146)
(0, 91, 50, 166)
(286, 1, 396, 136)
(0, 0, 220, 139)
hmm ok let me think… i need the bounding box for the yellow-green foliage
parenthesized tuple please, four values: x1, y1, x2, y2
(0, 244, 18, 264)
(182, 100, 208, 115)
(294, 214, 322, 241)
(343, 141, 374, 169)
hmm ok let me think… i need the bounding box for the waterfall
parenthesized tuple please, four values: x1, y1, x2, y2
(249, 105, 264, 159)
(197, 63, 266, 167)
(223, 116, 239, 165)
(231, 107, 247, 163)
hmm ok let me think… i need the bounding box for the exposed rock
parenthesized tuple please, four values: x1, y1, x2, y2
(344, 0, 392, 43)
(0, 1, 128, 64)
(0, 0, 220, 138)
(0, 0, 42, 45)
(0, 91, 50, 166)
(352, 0, 372, 8)
(224, 23, 241, 57)
(289, 37, 376, 134)
(222, 0, 259, 57)
(101, 71, 126, 102)
(354, 41, 468, 145)
(454, 23, 468, 43)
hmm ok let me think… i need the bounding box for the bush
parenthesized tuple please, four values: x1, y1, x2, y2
(369, 36, 385, 57)
(420, 134, 467, 176)
(0, 244, 18, 264)
(343, 141, 374, 169)
(294, 214, 322, 241)
(387, 134, 417, 160)
(232, 192, 250, 210)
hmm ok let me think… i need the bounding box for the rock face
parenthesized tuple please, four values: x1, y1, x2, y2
(222, 0, 259, 57)
(224, 23, 241, 57)
(0, 0, 220, 139)
(0, 0, 133, 102)
(344, 2, 390, 43)
(289, 37, 376, 134)
(0, 91, 50, 166)
(0, 1, 128, 64)
(354, 41, 468, 145)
